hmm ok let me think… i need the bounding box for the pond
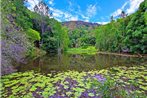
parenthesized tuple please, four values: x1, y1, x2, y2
(1, 53, 147, 98)
(15, 53, 147, 74)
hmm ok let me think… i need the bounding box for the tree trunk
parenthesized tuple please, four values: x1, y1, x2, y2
(34, 40, 40, 48)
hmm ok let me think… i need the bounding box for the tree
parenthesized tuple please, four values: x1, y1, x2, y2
(26, 28, 41, 48)
(1, 0, 34, 74)
(61, 26, 70, 51)
(34, 1, 50, 17)
(120, 11, 127, 18)
(125, 1, 147, 53)
(95, 0, 146, 54)
(25, 0, 52, 45)
(110, 16, 114, 22)
(40, 19, 70, 53)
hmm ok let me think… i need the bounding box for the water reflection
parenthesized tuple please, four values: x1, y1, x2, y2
(16, 53, 147, 74)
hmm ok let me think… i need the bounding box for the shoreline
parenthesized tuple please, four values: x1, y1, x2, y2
(97, 52, 147, 58)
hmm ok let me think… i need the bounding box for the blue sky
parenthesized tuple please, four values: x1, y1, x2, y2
(25, 0, 144, 24)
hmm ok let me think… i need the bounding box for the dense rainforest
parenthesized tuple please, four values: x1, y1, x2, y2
(94, 1, 147, 54)
(1, 0, 147, 98)
(1, 0, 99, 73)
(1, 0, 70, 74)
(1, 0, 146, 66)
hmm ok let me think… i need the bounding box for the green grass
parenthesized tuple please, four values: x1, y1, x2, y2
(66, 46, 97, 55)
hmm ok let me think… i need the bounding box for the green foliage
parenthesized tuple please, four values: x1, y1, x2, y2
(125, 1, 146, 54)
(41, 19, 60, 52)
(1, 0, 46, 62)
(52, 21, 69, 51)
(14, 0, 33, 29)
(90, 77, 124, 98)
(69, 27, 96, 48)
(41, 33, 58, 52)
(41, 19, 70, 52)
(61, 26, 70, 51)
(2, 0, 70, 54)
(30, 86, 37, 91)
(95, 21, 120, 52)
(69, 29, 81, 47)
(66, 46, 97, 55)
(26, 29, 41, 42)
(94, 0, 146, 54)
(1, 0, 95, 54)
(1, 65, 147, 97)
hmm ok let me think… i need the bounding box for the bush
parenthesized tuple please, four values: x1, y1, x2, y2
(26, 29, 41, 42)
(41, 33, 58, 53)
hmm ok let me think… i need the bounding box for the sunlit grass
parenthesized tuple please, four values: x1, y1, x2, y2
(66, 46, 97, 55)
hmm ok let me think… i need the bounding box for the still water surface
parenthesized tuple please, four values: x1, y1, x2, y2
(16, 53, 147, 74)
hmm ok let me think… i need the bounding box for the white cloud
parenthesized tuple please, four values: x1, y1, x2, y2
(84, 20, 89, 22)
(51, 0, 78, 21)
(69, 16, 78, 21)
(81, 14, 89, 21)
(112, 9, 122, 17)
(97, 21, 109, 25)
(86, 4, 97, 17)
(26, 0, 40, 11)
(111, 1, 129, 17)
(50, 7, 64, 17)
(50, 7, 78, 21)
(26, 0, 100, 22)
(48, 0, 54, 6)
(111, 0, 144, 17)
(65, 1, 100, 22)
(126, 0, 144, 14)
(25, 0, 103, 22)
(121, 1, 129, 9)
(67, 0, 79, 13)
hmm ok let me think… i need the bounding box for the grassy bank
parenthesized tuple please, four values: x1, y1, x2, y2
(66, 46, 97, 55)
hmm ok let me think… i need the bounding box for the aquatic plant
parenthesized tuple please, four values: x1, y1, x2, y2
(1, 65, 147, 98)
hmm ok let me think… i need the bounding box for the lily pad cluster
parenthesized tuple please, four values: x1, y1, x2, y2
(1, 65, 147, 98)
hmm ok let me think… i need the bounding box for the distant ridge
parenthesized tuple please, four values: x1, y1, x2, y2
(62, 21, 100, 30)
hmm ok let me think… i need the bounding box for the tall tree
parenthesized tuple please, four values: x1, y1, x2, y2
(110, 16, 114, 22)
(25, 0, 52, 45)
(120, 11, 127, 18)
(34, 1, 50, 17)
(34, 0, 50, 45)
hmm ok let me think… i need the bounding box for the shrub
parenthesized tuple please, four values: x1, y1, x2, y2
(26, 29, 41, 42)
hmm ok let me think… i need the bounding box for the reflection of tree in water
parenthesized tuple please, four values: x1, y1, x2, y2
(33, 58, 40, 67)
(95, 54, 146, 67)
(33, 57, 41, 72)
(69, 54, 97, 71)
(57, 52, 62, 66)
(15, 54, 147, 74)
(96, 54, 128, 67)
